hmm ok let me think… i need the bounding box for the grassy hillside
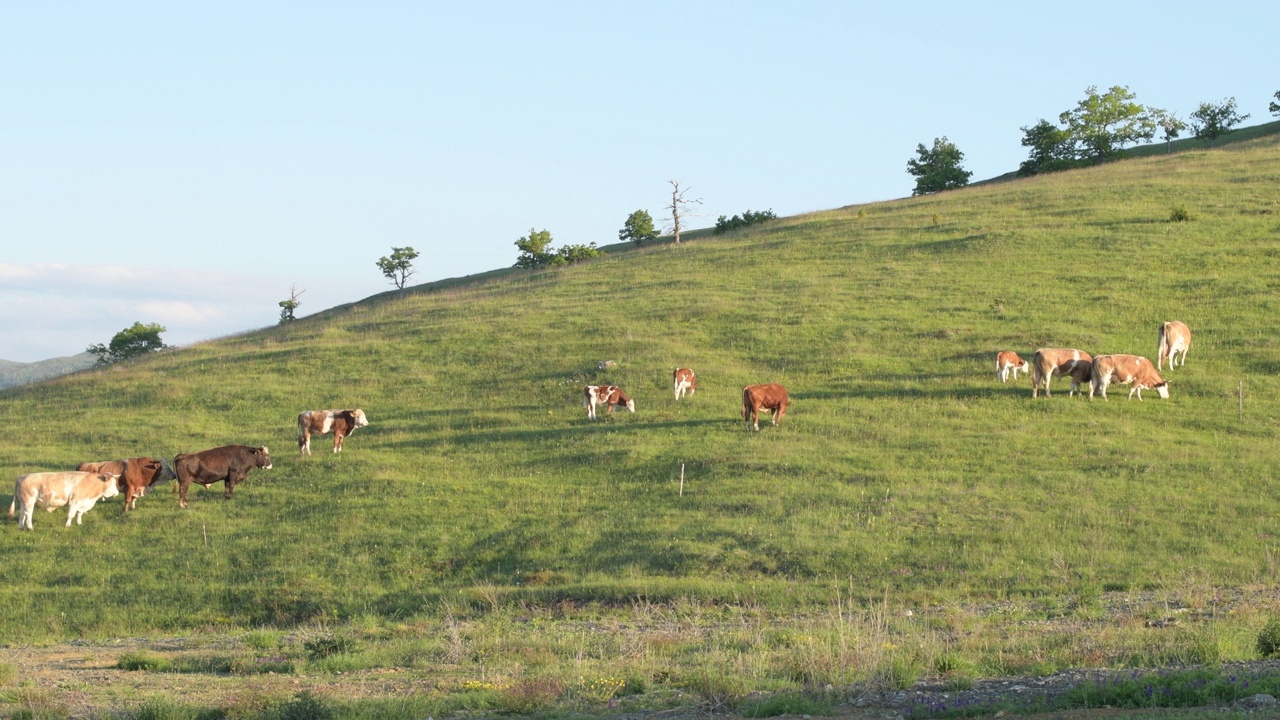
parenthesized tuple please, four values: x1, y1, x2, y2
(2, 135, 1280, 650)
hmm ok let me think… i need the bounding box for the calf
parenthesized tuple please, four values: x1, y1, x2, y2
(584, 385, 635, 420)
(742, 383, 788, 431)
(1031, 348, 1093, 398)
(1090, 354, 1169, 401)
(297, 409, 369, 455)
(995, 351, 1029, 383)
(1157, 321, 1191, 370)
(673, 367, 697, 400)
(79, 457, 175, 512)
(173, 445, 273, 508)
(9, 471, 121, 529)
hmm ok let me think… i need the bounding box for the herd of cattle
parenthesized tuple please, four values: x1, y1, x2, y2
(996, 320, 1192, 400)
(9, 324, 1191, 531)
(8, 409, 368, 530)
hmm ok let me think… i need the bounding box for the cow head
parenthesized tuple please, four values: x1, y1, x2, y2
(98, 473, 122, 498)
(624, 398, 636, 413)
(1154, 382, 1170, 399)
(255, 447, 273, 469)
(351, 409, 369, 428)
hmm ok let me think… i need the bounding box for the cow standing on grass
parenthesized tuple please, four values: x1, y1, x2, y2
(584, 385, 635, 420)
(1090, 354, 1169, 401)
(742, 384, 788, 431)
(9, 471, 121, 529)
(995, 351, 1029, 383)
(1157, 321, 1192, 371)
(173, 445, 273, 508)
(297, 409, 370, 455)
(1031, 348, 1093, 398)
(77, 457, 175, 512)
(673, 368, 697, 399)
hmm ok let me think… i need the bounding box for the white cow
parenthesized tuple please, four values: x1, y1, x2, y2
(9, 471, 121, 530)
(1090, 354, 1170, 401)
(673, 367, 697, 399)
(1157, 321, 1191, 371)
(995, 351, 1029, 383)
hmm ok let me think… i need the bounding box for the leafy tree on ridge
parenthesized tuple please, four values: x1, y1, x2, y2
(1059, 85, 1158, 161)
(376, 247, 419, 290)
(906, 136, 972, 195)
(1190, 97, 1250, 143)
(87, 322, 168, 366)
(618, 209, 658, 247)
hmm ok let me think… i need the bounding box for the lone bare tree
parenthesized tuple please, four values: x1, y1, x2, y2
(278, 284, 305, 324)
(666, 180, 702, 245)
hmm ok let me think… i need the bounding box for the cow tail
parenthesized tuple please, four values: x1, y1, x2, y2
(741, 387, 750, 421)
(7, 498, 13, 520)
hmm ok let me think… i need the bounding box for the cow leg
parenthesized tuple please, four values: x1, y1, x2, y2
(333, 432, 344, 453)
(178, 480, 191, 508)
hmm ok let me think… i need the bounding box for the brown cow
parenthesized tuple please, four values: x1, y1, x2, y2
(1031, 348, 1093, 398)
(173, 445, 273, 508)
(742, 383, 788, 431)
(673, 367, 697, 400)
(584, 385, 635, 420)
(78, 457, 175, 512)
(9, 471, 120, 529)
(995, 351, 1029, 383)
(1157, 321, 1192, 371)
(1090, 354, 1169, 401)
(297, 409, 369, 455)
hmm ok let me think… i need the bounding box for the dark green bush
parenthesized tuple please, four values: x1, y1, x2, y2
(714, 209, 777, 234)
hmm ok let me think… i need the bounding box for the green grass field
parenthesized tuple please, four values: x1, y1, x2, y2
(2, 132, 1280, 718)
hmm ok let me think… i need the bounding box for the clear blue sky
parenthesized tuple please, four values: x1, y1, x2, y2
(2, 1, 1276, 362)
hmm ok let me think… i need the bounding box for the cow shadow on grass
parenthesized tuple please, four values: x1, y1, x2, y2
(379, 417, 735, 451)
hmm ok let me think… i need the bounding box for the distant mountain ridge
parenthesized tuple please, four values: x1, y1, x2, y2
(0, 353, 97, 389)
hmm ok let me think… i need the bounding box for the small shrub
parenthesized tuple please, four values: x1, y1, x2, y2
(126, 697, 202, 720)
(682, 671, 750, 711)
(888, 655, 923, 690)
(118, 651, 170, 672)
(277, 691, 335, 720)
(1169, 204, 1197, 222)
(242, 629, 283, 650)
(497, 676, 564, 714)
(714, 209, 777, 234)
(304, 634, 357, 660)
(9, 687, 70, 720)
(1257, 616, 1280, 658)
(742, 691, 830, 718)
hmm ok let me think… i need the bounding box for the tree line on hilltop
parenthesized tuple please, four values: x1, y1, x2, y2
(907, 86, 1279, 196)
(85, 88, 1280, 369)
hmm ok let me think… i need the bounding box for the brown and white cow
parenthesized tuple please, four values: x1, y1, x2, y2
(673, 367, 697, 400)
(1157, 321, 1192, 371)
(584, 385, 635, 420)
(297, 409, 369, 455)
(173, 445, 272, 508)
(995, 351, 1029, 383)
(1090, 354, 1169, 401)
(1031, 348, 1093, 398)
(9, 471, 121, 529)
(742, 383, 788, 431)
(78, 457, 175, 512)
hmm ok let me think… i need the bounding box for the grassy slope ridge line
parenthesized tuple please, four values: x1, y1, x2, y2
(1, 137, 1279, 641)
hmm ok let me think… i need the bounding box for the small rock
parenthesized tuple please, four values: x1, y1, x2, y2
(1238, 693, 1277, 708)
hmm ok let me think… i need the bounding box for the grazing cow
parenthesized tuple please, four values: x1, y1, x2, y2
(173, 445, 273, 508)
(673, 367, 697, 400)
(584, 385, 635, 420)
(742, 383, 788, 431)
(297, 409, 369, 455)
(1031, 348, 1093, 398)
(1157, 321, 1192, 371)
(1090, 354, 1169, 401)
(9, 471, 121, 529)
(78, 457, 175, 512)
(995, 351, 1029, 383)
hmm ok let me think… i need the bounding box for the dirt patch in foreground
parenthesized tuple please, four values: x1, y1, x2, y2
(2, 640, 1278, 719)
